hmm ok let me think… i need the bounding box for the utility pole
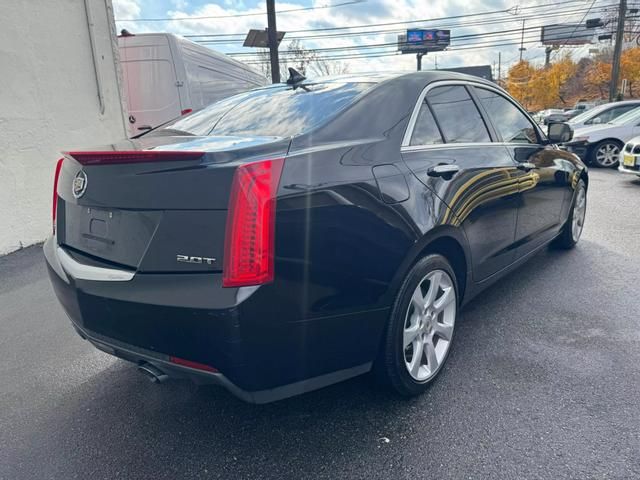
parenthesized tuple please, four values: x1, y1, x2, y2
(610, 0, 627, 101)
(417, 52, 425, 71)
(497, 52, 501, 85)
(544, 46, 553, 67)
(519, 20, 526, 61)
(266, 0, 280, 83)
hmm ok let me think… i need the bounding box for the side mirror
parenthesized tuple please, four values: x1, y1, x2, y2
(592, 117, 602, 125)
(548, 122, 573, 143)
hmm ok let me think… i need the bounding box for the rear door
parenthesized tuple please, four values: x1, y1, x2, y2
(119, 35, 183, 136)
(472, 86, 572, 256)
(402, 83, 521, 281)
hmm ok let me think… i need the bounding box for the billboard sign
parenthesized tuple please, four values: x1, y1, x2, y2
(399, 29, 451, 53)
(541, 24, 594, 46)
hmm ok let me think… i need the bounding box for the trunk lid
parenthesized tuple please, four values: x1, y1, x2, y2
(56, 135, 289, 273)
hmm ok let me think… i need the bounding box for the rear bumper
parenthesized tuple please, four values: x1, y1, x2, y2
(70, 321, 370, 404)
(44, 237, 380, 402)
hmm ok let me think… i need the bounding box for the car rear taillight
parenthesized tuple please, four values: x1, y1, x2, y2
(222, 158, 285, 288)
(52, 158, 64, 234)
(65, 151, 204, 165)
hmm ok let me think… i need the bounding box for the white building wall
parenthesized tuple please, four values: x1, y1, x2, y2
(0, 0, 127, 255)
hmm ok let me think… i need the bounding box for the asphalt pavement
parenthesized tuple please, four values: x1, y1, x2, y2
(1, 169, 639, 480)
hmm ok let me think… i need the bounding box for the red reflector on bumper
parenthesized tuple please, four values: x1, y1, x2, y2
(169, 356, 219, 373)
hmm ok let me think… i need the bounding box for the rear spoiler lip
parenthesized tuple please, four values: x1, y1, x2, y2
(63, 150, 205, 166)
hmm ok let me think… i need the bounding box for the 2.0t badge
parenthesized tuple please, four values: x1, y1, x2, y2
(72, 171, 88, 199)
(176, 254, 216, 265)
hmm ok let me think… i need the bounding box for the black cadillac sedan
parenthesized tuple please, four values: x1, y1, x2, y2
(45, 71, 587, 403)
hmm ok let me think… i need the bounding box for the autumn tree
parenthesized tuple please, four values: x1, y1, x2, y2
(585, 61, 611, 98)
(506, 60, 536, 109)
(621, 47, 640, 96)
(506, 58, 576, 110)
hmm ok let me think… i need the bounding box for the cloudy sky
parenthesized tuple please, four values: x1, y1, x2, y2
(112, 0, 613, 78)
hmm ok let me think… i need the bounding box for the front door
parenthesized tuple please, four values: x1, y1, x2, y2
(471, 86, 572, 256)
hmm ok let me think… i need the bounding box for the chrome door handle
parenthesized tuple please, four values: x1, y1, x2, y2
(516, 162, 537, 172)
(427, 164, 460, 180)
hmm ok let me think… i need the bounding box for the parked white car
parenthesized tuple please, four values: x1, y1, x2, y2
(118, 32, 267, 137)
(568, 101, 640, 129)
(619, 136, 640, 177)
(564, 107, 640, 167)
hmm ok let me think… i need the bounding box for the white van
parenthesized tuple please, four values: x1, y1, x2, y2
(118, 33, 267, 136)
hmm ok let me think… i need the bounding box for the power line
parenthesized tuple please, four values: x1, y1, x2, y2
(243, 35, 550, 65)
(550, 0, 601, 61)
(222, 10, 617, 58)
(115, 0, 365, 22)
(233, 31, 547, 60)
(152, 0, 585, 33)
(188, 0, 624, 61)
(192, 5, 613, 44)
(220, 5, 620, 62)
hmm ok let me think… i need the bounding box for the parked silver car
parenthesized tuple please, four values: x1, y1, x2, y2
(569, 101, 640, 129)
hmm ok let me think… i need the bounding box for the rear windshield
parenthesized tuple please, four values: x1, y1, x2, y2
(153, 82, 373, 138)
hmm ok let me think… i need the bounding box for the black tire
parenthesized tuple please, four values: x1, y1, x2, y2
(375, 254, 459, 397)
(589, 140, 622, 168)
(552, 179, 587, 249)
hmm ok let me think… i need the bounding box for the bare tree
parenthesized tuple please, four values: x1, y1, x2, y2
(285, 40, 317, 74)
(309, 57, 350, 76)
(255, 48, 288, 82)
(281, 40, 350, 78)
(255, 41, 351, 82)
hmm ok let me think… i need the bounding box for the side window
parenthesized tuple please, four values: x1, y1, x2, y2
(609, 105, 637, 121)
(425, 86, 491, 143)
(587, 107, 623, 124)
(474, 88, 539, 144)
(410, 102, 444, 146)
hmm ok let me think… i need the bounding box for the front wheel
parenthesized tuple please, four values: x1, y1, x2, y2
(375, 254, 458, 397)
(590, 140, 622, 168)
(553, 179, 587, 249)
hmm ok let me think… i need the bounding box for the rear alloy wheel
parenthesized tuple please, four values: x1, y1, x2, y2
(376, 254, 458, 396)
(552, 179, 587, 249)
(591, 141, 622, 168)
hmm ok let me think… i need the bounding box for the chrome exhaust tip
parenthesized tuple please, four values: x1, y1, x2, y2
(138, 362, 169, 384)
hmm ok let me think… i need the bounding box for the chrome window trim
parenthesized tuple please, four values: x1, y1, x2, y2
(402, 142, 496, 152)
(402, 80, 545, 148)
(57, 247, 135, 282)
(401, 141, 544, 153)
